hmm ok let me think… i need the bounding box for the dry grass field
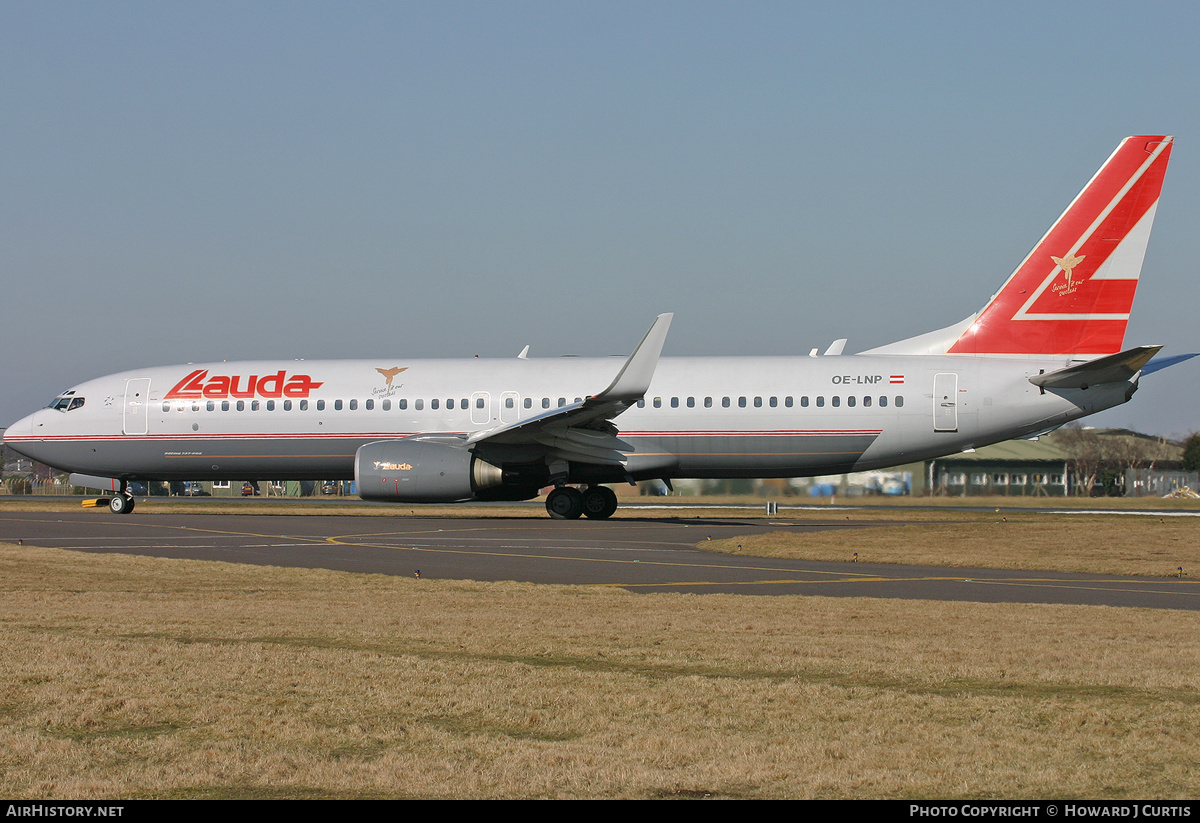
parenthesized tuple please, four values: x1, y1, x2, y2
(2, 532, 1199, 799)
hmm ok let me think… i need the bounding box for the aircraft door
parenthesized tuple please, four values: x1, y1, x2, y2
(500, 391, 519, 424)
(123, 378, 151, 435)
(471, 392, 491, 426)
(933, 373, 958, 432)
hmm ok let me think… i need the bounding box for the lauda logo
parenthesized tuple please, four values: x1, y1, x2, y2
(164, 369, 324, 400)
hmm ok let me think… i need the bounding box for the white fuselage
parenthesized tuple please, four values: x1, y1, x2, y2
(3, 352, 1127, 485)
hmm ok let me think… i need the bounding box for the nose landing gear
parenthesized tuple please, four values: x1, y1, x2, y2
(107, 482, 136, 515)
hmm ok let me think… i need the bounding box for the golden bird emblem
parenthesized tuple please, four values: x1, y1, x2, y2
(375, 367, 408, 388)
(1051, 253, 1086, 282)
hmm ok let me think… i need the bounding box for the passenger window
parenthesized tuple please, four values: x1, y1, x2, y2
(335, 399, 343, 411)
(879, 396, 887, 407)
(349, 399, 358, 411)
(687, 397, 695, 408)
(399, 399, 408, 410)
(769, 397, 777, 408)
(558, 398, 566, 407)
(847, 396, 855, 407)
(477, 398, 485, 409)
(738, 397, 747, 408)
(832, 396, 840, 407)
(431, 399, 439, 410)
(252, 401, 260, 411)
(162, 402, 170, 412)
(382, 399, 390, 411)
(637, 399, 645, 408)
(753, 397, 762, 408)
(266, 400, 275, 411)
(284, 400, 292, 411)
(862, 396, 871, 407)
(206, 401, 215, 412)
(816, 397, 824, 407)
(653, 397, 661, 408)
(542, 398, 550, 409)
(523, 398, 532, 409)
(704, 397, 713, 408)
(785, 396, 793, 408)
(365, 399, 374, 410)
(447, 399, 455, 410)
(237, 401, 245, 411)
(896, 396, 904, 408)
(222, 401, 230, 411)
(415, 399, 424, 410)
(722, 397, 730, 408)
(316, 399, 325, 411)
(506, 397, 515, 409)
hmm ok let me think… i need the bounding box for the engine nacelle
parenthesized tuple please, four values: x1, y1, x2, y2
(354, 439, 504, 503)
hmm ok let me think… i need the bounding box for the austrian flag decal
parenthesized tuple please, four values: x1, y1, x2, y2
(890, 375, 905, 384)
(164, 369, 324, 400)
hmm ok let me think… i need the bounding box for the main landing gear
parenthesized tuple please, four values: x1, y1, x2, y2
(545, 485, 618, 520)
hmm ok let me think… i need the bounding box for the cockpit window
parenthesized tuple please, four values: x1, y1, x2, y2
(48, 392, 84, 412)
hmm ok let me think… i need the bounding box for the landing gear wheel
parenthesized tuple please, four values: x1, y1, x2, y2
(109, 493, 135, 515)
(582, 486, 618, 520)
(546, 487, 584, 519)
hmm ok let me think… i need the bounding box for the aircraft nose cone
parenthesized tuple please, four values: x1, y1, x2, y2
(4, 413, 31, 440)
(3, 412, 39, 460)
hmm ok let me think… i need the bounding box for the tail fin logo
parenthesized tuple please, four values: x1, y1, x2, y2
(1050, 253, 1087, 296)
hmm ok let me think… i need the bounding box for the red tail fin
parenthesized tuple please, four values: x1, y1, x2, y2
(947, 136, 1172, 356)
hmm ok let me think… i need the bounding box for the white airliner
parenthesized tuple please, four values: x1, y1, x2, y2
(4, 135, 1191, 518)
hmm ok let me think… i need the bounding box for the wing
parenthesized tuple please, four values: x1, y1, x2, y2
(464, 313, 673, 466)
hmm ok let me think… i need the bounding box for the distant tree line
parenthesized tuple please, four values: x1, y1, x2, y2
(1058, 425, 1189, 496)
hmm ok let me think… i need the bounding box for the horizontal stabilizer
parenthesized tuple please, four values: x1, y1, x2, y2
(1028, 345, 1161, 389)
(1141, 352, 1200, 377)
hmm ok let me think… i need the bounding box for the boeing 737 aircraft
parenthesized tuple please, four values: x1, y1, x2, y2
(3, 136, 1189, 518)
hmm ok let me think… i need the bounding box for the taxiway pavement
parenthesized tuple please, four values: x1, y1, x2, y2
(1, 509, 1196, 609)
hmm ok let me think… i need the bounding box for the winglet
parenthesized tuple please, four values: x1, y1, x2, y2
(594, 313, 673, 402)
(463, 313, 674, 448)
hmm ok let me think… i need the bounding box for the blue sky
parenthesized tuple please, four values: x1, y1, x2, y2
(4, 1, 1198, 436)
